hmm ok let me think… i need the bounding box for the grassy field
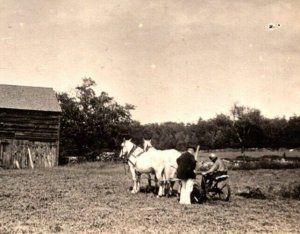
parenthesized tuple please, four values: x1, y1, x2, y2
(0, 163, 299, 234)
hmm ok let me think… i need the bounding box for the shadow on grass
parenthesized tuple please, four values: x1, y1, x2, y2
(128, 186, 180, 197)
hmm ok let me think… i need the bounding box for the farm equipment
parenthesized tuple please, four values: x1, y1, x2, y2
(202, 172, 231, 201)
(192, 172, 231, 202)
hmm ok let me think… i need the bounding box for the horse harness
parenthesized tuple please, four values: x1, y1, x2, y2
(144, 144, 153, 152)
(122, 144, 144, 167)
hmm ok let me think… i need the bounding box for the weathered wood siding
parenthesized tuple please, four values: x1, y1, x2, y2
(0, 139, 58, 168)
(0, 109, 60, 168)
(0, 109, 60, 141)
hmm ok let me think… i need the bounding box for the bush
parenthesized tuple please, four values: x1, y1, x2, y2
(235, 155, 258, 162)
(232, 160, 300, 170)
(279, 182, 300, 200)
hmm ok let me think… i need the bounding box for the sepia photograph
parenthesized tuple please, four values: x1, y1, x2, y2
(0, 0, 299, 233)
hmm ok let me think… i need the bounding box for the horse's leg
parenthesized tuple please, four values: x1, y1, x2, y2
(177, 181, 182, 198)
(167, 166, 178, 196)
(148, 174, 152, 187)
(156, 167, 166, 197)
(167, 165, 177, 196)
(157, 180, 165, 197)
(171, 181, 176, 195)
(168, 181, 175, 197)
(153, 175, 158, 194)
(164, 166, 173, 197)
(132, 178, 137, 193)
(146, 173, 152, 193)
(164, 180, 170, 197)
(130, 166, 137, 193)
(136, 172, 141, 193)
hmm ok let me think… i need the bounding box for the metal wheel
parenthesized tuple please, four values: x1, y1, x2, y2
(208, 182, 231, 201)
(218, 183, 231, 201)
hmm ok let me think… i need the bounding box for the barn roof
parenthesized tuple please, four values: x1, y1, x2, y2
(0, 84, 62, 112)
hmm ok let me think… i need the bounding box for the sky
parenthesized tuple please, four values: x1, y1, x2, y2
(0, 0, 299, 124)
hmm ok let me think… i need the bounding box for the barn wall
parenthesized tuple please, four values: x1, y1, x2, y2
(0, 139, 58, 168)
(0, 108, 60, 168)
(0, 109, 60, 141)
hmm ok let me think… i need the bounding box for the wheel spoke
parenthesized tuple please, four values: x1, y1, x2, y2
(213, 182, 230, 201)
(219, 183, 227, 190)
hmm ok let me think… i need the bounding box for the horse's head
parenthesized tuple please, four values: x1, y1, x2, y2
(119, 139, 135, 159)
(143, 138, 153, 152)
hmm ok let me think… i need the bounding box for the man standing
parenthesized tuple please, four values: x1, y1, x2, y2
(176, 146, 197, 204)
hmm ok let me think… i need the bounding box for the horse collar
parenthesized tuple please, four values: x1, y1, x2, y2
(128, 144, 137, 157)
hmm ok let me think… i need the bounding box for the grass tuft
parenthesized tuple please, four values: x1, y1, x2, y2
(279, 182, 300, 200)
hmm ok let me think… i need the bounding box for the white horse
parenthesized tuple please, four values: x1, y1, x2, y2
(119, 139, 165, 196)
(143, 139, 181, 196)
(143, 138, 154, 152)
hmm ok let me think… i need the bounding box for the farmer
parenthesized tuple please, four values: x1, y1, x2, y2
(202, 153, 228, 189)
(176, 146, 197, 204)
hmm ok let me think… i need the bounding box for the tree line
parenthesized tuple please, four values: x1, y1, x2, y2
(57, 79, 300, 158)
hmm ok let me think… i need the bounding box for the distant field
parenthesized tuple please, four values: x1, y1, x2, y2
(0, 163, 299, 233)
(198, 149, 300, 161)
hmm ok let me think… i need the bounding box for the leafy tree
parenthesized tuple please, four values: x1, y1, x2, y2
(212, 114, 237, 149)
(230, 103, 264, 154)
(138, 108, 300, 151)
(58, 82, 300, 157)
(261, 118, 288, 149)
(57, 78, 134, 159)
(285, 116, 300, 148)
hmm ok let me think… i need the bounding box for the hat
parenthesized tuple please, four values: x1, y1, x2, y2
(209, 153, 217, 160)
(186, 145, 196, 151)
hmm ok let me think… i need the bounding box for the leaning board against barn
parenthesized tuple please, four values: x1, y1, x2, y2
(0, 84, 61, 168)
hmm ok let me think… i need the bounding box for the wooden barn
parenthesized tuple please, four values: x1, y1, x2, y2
(0, 84, 61, 169)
